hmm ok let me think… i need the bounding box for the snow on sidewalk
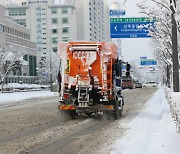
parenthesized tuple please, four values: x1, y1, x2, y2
(111, 88, 180, 154)
(0, 91, 58, 104)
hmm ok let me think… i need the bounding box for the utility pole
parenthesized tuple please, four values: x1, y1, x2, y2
(170, 0, 179, 92)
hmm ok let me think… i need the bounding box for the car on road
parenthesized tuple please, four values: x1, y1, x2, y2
(134, 81, 142, 88)
(143, 81, 157, 87)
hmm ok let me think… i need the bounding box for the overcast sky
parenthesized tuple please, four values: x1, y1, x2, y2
(118, 0, 155, 62)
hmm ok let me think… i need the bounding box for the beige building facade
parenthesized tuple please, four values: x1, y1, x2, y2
(0, 5, 37, 84)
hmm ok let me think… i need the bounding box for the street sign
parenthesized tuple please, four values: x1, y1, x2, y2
(110, 17, 155, 38)
(140, 56, 147, 59)
(140, 59, 157, 65)
(110, 10, 125, 16)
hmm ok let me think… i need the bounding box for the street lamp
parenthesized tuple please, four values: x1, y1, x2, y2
(49, 25, 70, 92)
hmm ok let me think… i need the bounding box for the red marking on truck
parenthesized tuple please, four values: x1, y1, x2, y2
(60, 105, 75, 110)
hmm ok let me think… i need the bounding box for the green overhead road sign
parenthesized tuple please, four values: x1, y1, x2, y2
(110, 17, 156, 23)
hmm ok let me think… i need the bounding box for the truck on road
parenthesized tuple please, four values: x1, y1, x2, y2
(58, 42, 124, 119)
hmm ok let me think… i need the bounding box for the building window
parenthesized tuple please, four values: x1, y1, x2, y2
(62, 8, 68, 14)
(62, 28, 69, 34)
(19, 9, 26, 15)
(0, 24, 4, 32)
(62, 18, 68, 24)
(53, 47, 57, 52)
(62, 37, 69, 42)
(52, 29, 57, 34)
(51, 8, 57, 14)
(9, 9, 26, 16)
(52, 38, 58, 44)
(51, 18, 58, 24)
(14, 19, 26, 27)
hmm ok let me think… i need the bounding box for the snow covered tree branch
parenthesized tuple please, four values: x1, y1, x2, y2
(0, 44, 27, 93)
(138, 0, 180, 88)
(138, 0, 180, 62)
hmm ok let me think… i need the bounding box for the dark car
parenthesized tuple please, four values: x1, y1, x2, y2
(133, 79, 142, 89)
(134, 82, 142, 88)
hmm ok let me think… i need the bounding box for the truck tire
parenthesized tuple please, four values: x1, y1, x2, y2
(69, 110, 76, 119)
(85, 112, 93, 116)
(114, 100, 122, 119)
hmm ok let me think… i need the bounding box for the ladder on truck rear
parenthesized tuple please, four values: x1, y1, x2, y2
(101, 53, 112, 99)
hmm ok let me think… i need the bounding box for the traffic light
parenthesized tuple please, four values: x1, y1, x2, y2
(126, 63, 130, 77)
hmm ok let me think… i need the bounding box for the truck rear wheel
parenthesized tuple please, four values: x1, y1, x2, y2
(114, 100, 122, 119)
(114, 109, 122, 119)
(69, 110, 76, 119)
(85, 112, 93, 116)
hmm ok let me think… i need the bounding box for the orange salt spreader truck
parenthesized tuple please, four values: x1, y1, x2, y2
(58, 42, 124, 119)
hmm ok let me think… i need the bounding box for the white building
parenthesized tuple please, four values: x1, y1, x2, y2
(74, 0, 110, 42)
(0, 0, 24, 6)
(5, 1, 75, 55)
(4, 1, 76, 82)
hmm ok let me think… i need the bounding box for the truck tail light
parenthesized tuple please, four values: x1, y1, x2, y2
(64, 93, 69, 99)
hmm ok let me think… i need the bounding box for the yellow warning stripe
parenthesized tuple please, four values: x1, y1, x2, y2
(60, 105, 75, 110)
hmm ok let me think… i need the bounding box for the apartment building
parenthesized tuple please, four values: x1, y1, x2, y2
(75, 0, 111, 42)
(4, 0, 75, 82)
(5, 1, 75, 78)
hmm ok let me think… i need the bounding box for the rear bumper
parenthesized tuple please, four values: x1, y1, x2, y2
(59, 104, 114, 111)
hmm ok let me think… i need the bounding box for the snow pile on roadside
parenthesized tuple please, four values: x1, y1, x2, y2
(165, 88, 180, 133)
(3, 83, 49, 89)
(111, 88, 180, 154)
(0, 91, 58, 104)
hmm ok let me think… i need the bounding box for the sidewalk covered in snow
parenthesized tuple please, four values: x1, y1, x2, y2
(111, 88, 180, 154)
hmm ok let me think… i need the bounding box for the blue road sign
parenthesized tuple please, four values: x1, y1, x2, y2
(140, 59, 157, 65)
(140, 57, 147, 59)
(110, 22, 154, 38)
(110, 10, 125, 16)
(110, 17, 155, 38)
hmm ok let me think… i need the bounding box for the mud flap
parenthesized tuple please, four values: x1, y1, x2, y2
(114, 98, 123, 119)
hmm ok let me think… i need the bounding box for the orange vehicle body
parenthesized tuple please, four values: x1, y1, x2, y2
(58, 42, 123, 118)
